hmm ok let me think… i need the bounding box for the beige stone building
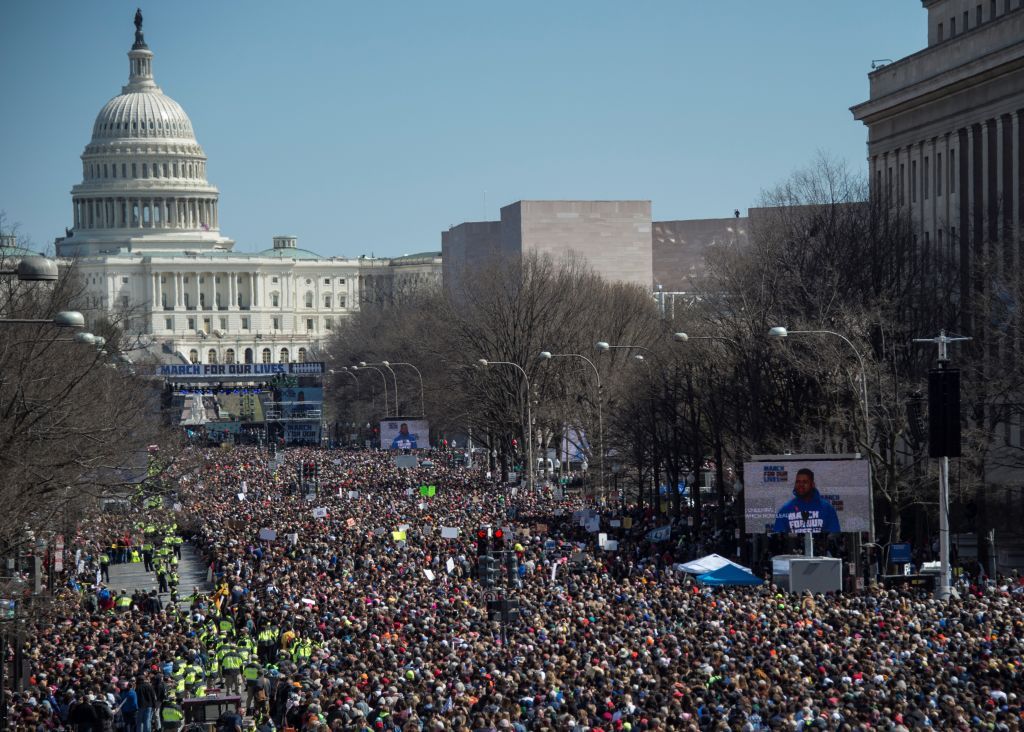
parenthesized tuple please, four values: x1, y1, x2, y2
(851, 0, 1024, 318)
(443, 200, 653, 292)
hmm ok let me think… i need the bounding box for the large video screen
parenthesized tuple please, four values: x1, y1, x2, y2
(380, 419, 429, 450)
(743, 458, 870, 534)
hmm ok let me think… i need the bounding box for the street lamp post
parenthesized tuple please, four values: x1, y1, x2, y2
(672, 332, 742, 533)
(0, 256, 59, 282)
(767, 326, 874, 544)
(538, 351, 605, 502)
(361, 361, 399, 416)
(0, 311, 86, 328)
(478, 359, 534, 494)
(595, 341, 663, 510)
(385, 361, 425, 417)
(353, 365, 389, 417)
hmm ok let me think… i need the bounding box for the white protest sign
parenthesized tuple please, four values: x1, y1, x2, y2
(598, 532, 608, 548)
(441, 526, 460, 539)
(237, 493, 246, 501)
(610, 519, 621, 528)
(603, 540, 619, 551)
(258, 528, 277, 541)
(423, 569, 435, 581)
(287, 533, 298, 545)
(399, 523, 411, 533)
(348, 491, 359, 499)
(585, 516, 601, 533)
(446, 558, 456, 574)
(312, 507, 328, 519)
(241, 480, 248, 494)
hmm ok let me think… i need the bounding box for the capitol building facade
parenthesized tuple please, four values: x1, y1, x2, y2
(56, 15, 439, 367)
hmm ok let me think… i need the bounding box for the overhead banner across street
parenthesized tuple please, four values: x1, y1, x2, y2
(156, 362, 325, 378)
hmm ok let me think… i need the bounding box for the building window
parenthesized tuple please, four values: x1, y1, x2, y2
(279, 348, 289, 363)
(325, 317, 333, 330)
(189, 349, 199, 364)
(924, 156, 930, 199)
(950, 149, 956, 194)
(306, 318, 314, 331)
(244, 348, 254, 364)
(938, 22, 944, 41)
(911, 160, 917, 203)
(964, 11, 969, 30)
(305, 292, 314, 308)
(271, 293, 280, 307)
(200, 293, 206, 309)
(241, 317, 249, 331)
(339, 295, 347, 309)
(165, 317, 172, 331)
(936, 152, 943, 196)
(184, 276, 189, 283)
(219, 317, 227, 331)
(208, 349, 218, 364)
(121, 296, 129, 308)
(899, 163, 905, 205)
(951, 16, 956, 35)
(298, 347, 307, 363)
(324, 278, 331, 285)
(272, 276, 278, 283)
(188, 317, 196, 330)
(262, 348, 272, 364)
(339, 278, 345, 285)
(272, 317, 280, 330)
(305, 278, 312, 285)
(225, 348, 235, 364)
(324, 295, 331, 308)
(121, 276, 129, 284)
(215, 276, 221, 284)
(977, 5, 982, 24)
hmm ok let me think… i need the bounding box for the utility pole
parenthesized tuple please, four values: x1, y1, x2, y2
(913, 330, 970, 601)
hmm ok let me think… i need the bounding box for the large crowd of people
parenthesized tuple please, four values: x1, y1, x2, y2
(8, 446, 1024, 731)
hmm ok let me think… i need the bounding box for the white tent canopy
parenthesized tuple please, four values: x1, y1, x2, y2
(674, 553, 752, 575)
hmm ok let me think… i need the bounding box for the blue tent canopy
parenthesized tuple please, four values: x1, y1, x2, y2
(696, 563, 764, 586)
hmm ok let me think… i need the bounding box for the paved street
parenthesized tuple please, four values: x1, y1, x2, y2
(106, 542, 211, 603)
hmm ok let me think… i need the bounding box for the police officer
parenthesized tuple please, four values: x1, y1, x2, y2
(160, 696, 184, 730)
(257, 624, 279, 664)
(219, 645, 244, 696)
(242, 659, 262, 710)
(115, 590, 133, 612)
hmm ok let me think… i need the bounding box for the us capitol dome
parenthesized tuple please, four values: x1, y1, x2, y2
(57, 10, 233, 257)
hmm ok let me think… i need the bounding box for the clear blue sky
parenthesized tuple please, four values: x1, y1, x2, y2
(1, 1, 924, 258)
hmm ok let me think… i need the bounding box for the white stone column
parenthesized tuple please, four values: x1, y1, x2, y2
(1014, 113, 1021, 272)
(229, 273, 237, 310)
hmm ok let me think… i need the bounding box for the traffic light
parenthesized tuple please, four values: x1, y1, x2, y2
(492, 528, 504, 550)
(479, 555, 498, 587)
(928, 367, 961, 457)
(476, 529, 489, 556)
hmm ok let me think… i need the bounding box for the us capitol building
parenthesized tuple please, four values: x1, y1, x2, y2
(56, 12, 440, 366)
